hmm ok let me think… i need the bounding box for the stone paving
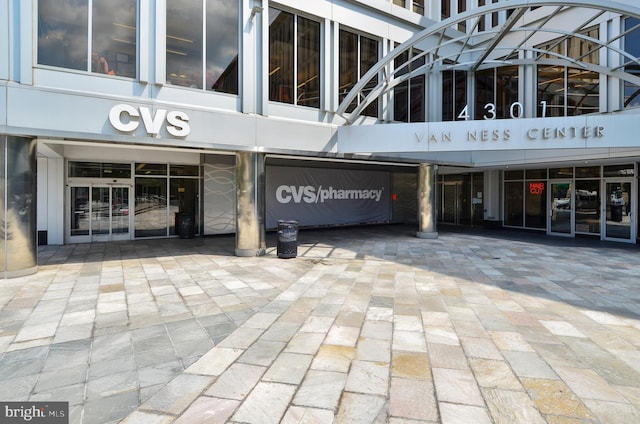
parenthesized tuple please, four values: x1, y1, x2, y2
(1, 225, 640, 423)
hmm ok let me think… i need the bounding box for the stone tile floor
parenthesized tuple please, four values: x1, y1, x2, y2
(1, 225, 640, 423)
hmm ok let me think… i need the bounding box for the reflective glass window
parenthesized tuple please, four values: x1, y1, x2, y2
(537, 27, 599, 117)
(394, 47, 425, 123)
(505, 181, 524, 227)
(37, 0, 137, 78)
(207, 0, 239, 94)
(339, 30, 379, 118)
(269, 9, 320, 108)
(604, 164, 634, 177)
(413, 0, 425, 15)
(442, 69, 467, 121)
(525, 181, 547, 228)
(167, 0, 238, 93)
(170, 165, 200, 177)
(441, 0, 450, 19)
(575, 179, 600, 234)
(135, 163, 168, 176)
(525, 169, 546, 179)
(549, 167, 574, 179)
(576, 166, 601, 178)
(135, 177, 168, 237)
(624, 18, 640, 109)
(475, 66, 518, 120)
(167, 0, 203, 88)
(504, 170, 524, 180)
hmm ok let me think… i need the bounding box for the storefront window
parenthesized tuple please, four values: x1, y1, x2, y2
(69, 162, 131, 178)
(339, 30, 379, 117)
(525, 181, 547, 228)
(575, 179, 600, 234)
(166, 0, 238, 93)
(269, 9, 321, 108)
(549, 167, 574, 179)
(575, 166, 601, 178)
(604, 164, 634, 177)
(38, 0, 137, 78)
(504, 181, 524, 227)
(135, 177, 168, 237)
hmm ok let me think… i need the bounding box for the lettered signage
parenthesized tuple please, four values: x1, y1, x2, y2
(109, 104, 191, 137)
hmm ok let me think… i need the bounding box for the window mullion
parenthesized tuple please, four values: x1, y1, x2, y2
(293, 15, 298, 105)
(87, 0, 93, 72)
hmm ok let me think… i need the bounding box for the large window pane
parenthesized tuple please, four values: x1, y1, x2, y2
(624, 18, 640, 108)
(339, 30, 358, 112)
(496, 66, 518, 118)
(525, 181, 547, 228)
(538, 65, 565, 117)
(505, 181, 524, 227)
(92, 0, 137, 78)
(135, 178, 168, 237)
(360, 36, 379, 117)
(269, 9, 294, 103)
(575, 180, 600, 234)
(207, 0, 238, 94)
(38, 0, 88, 70)
(567, 69, 599, 115)
(297, 17, 321, 108)
(167, 0, 203, 88)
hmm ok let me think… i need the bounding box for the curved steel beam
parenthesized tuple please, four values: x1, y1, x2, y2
(336, 0, 640, 123)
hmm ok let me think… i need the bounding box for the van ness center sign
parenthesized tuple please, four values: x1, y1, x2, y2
(337, 114, 637, 153)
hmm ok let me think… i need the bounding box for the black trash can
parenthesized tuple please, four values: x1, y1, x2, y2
(277, 220, 298, 258)
(178, 213, 196, 239)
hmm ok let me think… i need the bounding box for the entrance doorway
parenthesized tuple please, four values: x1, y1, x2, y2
(441, 182, 463, 225)
(68, 184, 131, 242)
(604, 180, 634, 241)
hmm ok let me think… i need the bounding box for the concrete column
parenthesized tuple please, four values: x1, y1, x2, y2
(483, 169, 502, 228)
(235, 151, 266, 257)
(1, 136, 38, 278)
(416, 163, 438, 239)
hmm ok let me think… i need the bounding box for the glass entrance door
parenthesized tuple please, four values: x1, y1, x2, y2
(69, 185, 131, 242)
(604, 180, 634, 241)
(549, 181, 573, 236)
(441, 183, 461, 225)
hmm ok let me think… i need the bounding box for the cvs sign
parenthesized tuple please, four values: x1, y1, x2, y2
(109, 104, 190, 137)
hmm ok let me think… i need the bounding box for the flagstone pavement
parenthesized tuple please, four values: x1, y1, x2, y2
(1, 225, 640, 423)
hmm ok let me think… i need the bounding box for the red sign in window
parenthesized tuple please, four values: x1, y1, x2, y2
(529, 182, 545, 195)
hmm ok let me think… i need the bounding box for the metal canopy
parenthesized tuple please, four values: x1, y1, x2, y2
(336, 0, 640, 124)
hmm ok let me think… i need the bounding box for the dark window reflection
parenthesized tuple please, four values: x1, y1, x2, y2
(338, 30, 379, 118)
(525, 180, 546, 228)
(624, 18, 640, 108)
(92, 0, 137, 78)
(167, 0, 203, 88)
(505, 181, 524, 227)
(38, 0, 89, 71)
(207, 0, 239, 94)
(442, 69, 467, 121)
(37, 0, 137, 78)
(268, 9, 320, 108)
(394, 47, 425, 123)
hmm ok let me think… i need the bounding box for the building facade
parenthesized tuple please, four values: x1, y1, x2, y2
(1, 0, 639, 277)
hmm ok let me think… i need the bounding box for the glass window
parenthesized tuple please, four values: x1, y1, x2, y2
(38, 0, 137, 78)
(624, 18, 640, 109)
(339, 30, 379, 118)
(135, 177, 168, 237)
(442, 69, 467, 121)
(537, 27, 600, 117)
(170, 165, 200, 177)
(505, 181, 524, 227)
(413, 0, 425, 15)
(167, 0, 203, 88)
(69, 162, 131, 178)
(135, 163, 167, 176)
(394, 47, 425, 122)
(458, 0, 467, 32)
(393, 0, 406, 7)
(504, 170, 524, 180)
(269, 9, 320, 108)
(604, 164, 634, 177)
(525, 169, 546, 179)
(575, 166, 601, 178)
(167, 0, 239, 93)
(575, 180, 600, 234)
(475, 66, 518, 120)
(207, 0, 239, 94)
(441, 0, 450, 19)
(525, 181, 546, 228)
(549, 167, 574, 179)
